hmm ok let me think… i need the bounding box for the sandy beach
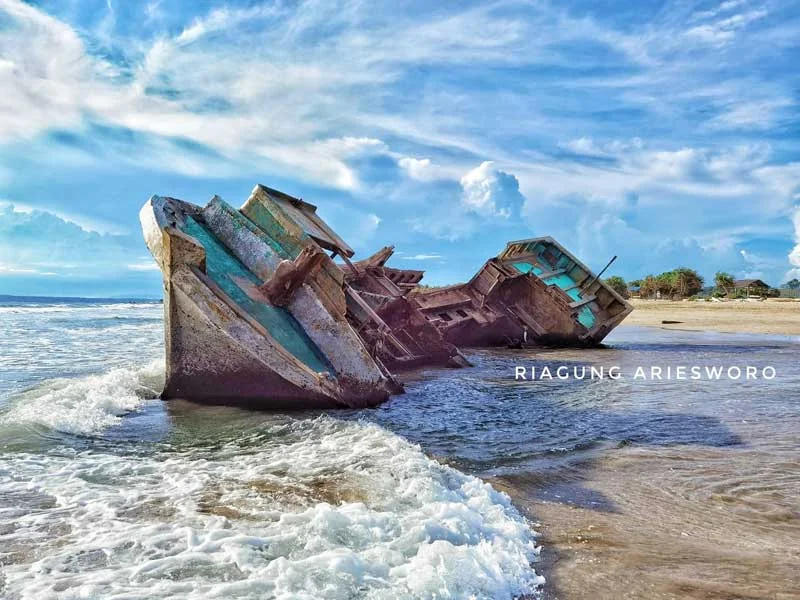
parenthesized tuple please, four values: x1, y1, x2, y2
(624, 298, 800, 336)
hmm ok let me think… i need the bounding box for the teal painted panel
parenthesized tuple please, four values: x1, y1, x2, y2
(543, 273, 577, 291)
(566, 288, 582, 302)
(578, 305, 596, 329)
(512, 262, 534, 274)
(183, 217, 331, 373)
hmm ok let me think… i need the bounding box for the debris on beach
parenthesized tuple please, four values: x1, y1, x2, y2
(140, 185, 632, 407)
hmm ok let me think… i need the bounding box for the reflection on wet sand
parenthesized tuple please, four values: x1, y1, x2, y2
(494, 442, 799, 600)
(356, 326, 800, 600)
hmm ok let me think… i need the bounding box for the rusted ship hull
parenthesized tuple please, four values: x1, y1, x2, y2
(413, 238, 633, 348)
(337, 245, 468, 371)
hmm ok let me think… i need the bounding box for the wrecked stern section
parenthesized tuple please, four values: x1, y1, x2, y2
(339, 246, 469, 371)
(413, 237, 633, 348)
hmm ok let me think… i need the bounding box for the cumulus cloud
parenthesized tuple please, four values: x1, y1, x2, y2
(0, 203, 148, 279)
(786, 207, 800, 282)
(460, 161, 525, 218)
(398, 157, 433, 181)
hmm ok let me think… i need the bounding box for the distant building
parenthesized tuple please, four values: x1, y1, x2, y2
(733, 279, 770, 295)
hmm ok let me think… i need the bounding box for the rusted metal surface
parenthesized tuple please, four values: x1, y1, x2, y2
(413, 237, 633, 347)
(140, 185, 630, 408)
(337, 245, 468, 370)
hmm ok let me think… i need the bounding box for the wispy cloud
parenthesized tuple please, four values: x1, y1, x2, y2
(126, 261, 159, 272)
(399, 254, 443, 261)
(0, 0, 799, 291)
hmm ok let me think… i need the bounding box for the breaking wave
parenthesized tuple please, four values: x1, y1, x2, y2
(0, 413, 543, 599)
(0, 352, 543, 599)
(0, 360, 164, 435)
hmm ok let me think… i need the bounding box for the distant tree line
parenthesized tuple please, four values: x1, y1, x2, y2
(604, 271, 800, 300)
(619, 268, 704, 299)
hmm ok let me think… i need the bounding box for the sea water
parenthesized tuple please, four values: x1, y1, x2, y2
(0, 299, 542, 600)
(1, 298, 798, 599)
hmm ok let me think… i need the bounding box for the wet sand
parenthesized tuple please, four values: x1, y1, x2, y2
(625, 299, 800, 336)
(494, 444, 800, 600)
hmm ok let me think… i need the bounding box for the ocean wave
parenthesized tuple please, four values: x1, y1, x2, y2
(0, 302, 159, 314)
(0, 361, 164, 435)
(0, 417, 543, 599)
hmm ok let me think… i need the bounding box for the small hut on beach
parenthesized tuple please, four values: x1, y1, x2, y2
(733, 279, 770, 296)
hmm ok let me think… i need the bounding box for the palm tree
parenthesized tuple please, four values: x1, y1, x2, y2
(715, 271, 735, 297)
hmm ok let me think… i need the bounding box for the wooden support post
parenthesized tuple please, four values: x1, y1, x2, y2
(260, 245, 325, 306)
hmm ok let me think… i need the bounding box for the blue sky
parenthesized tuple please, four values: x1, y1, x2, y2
(1, 0, 799, 297)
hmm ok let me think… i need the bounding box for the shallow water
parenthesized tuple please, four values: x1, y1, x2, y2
(1, 299, 798, 599)
(0, 300, 541, 600)
(362, 328, 800, 599)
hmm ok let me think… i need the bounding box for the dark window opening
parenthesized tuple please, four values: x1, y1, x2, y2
(438, 312, 453, 322)
(456, 309, 468, 318)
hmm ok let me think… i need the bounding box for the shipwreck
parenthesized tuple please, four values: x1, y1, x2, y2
(141, 184, 632, 408)
(411, 238, 633, 347)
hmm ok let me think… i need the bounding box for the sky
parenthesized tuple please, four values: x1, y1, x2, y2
(1, 0, 799, 298)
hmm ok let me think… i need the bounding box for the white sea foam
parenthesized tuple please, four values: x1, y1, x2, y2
(0, 417, 543, 599)
(0, 360, 164, 435)
(0, 303, 156, 314)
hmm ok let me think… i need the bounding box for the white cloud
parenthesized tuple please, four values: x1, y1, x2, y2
(693, 0, 748, 21)
(559, 137, 643, 158)
(560, 137, 643, 158)
(708, 97, 794, 130)
(460, 161, 525, 218)
(786, 207, 800, 282)
(0, 200, 127, 235)
(686, 9, 768, 46)
(738, 248, 785, 280)
(0, 0, 540, 191)
(398, 157, 433, 181)
(0, 203, 146, 279)
(361, 213, 381, 235)
(127, 261, 159, 272)
(0, 263, 56, 276)
(399, 253, 442, 260)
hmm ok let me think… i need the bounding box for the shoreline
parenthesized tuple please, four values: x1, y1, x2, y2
(623, 298, 800, 336)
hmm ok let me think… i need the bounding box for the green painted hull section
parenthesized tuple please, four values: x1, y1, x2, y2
(183, 216, 331, 374)
(242, 200, 306, 259)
